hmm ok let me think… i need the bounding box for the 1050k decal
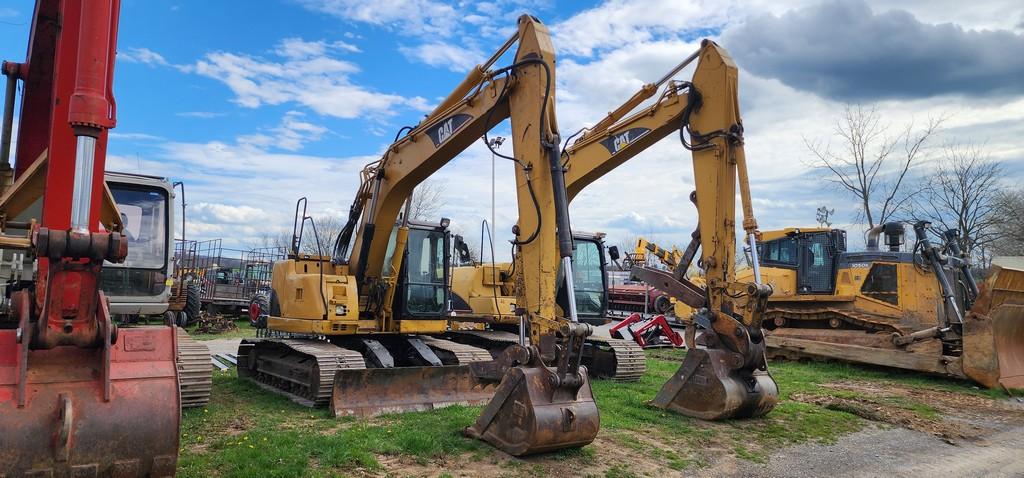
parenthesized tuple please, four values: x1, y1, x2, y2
(428, 113, 473, 147)
(599, 127, 651, 154)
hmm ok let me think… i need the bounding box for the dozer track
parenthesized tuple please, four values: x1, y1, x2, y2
(447, 330, 647, 381)
(237, 339, 366, 407)
(176, 328, 213, 408)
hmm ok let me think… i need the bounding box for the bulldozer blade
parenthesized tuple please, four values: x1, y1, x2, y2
(650, 348, 778, 420)
(464, 365, 599, 456)
(963, 263, 1024, 389)
(0, 327, 180, 477)
(331, 364, 495, 417)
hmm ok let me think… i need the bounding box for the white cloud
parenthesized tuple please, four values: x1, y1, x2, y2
(274, 37, 360, 59)
(297, 0, 459, 37)
(109, 132, 164, 141)
(237, 111, 328, 151)
(191, 203, 265, 224)
(189, 38, 422, 119)
(399, 42, 482, 72)
(176, 111, 225, 119)
(118, 47, 170, 66)
(552, 0, 732, 57)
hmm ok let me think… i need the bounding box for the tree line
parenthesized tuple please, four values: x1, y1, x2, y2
(807, 104, 1022, 263)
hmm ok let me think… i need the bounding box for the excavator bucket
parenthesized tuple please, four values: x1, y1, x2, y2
(650, 347, 778, 420)
(464, 361, 599, 456)
(0, 324, 180, 476)
(962, 263, 1024, 389)
(331, 365, 496, 417)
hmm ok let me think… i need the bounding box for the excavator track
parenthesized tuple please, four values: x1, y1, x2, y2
(419, 335, 494, 364)
(447, 330, 647, 381)
(238, 339, 366, 407)
(584, 335, 646, 382)
(176, 327, 213, 408)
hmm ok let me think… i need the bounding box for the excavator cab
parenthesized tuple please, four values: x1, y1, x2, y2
(557, 233, 610, 324)
(100, 172, 175, 319)
(386, 220, 451, 318)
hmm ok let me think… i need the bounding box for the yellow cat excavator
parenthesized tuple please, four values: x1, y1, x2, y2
(453, 40, 778, 419)
(239, 15, 598, 456)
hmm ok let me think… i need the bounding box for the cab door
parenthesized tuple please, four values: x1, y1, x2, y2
(797, 232, 837, 294)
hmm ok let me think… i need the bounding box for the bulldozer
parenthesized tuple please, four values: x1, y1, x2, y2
(450, 40, 780, 420)
(0, 0, 183, 474)
(239, 15, 599, 456)
(747, 221, 1024, 389)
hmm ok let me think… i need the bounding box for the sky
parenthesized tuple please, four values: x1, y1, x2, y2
(1, 0, 1022, 258)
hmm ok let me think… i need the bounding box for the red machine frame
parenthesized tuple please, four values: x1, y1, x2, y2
(0, 1, 180, 475)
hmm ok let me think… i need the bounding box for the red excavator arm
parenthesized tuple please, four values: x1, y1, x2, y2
(0, 1, 180, 475)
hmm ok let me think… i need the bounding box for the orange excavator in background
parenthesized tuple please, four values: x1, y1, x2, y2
(0, 0, 181, 475)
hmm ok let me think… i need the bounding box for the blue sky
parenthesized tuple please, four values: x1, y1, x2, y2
(2, 0, 1023, 256)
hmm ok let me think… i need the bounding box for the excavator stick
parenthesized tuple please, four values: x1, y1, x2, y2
(464, 346, 599, 456)
(962, 263, 1024, 389)
(332, 365, 496, 417)
(0, 293, 180, 476)
(650, 347, 778, 420)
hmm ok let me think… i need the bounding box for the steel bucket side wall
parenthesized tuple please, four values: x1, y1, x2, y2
(0, 327, 180, 476)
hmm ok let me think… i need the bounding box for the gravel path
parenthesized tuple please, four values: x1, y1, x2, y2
(718, 412, 1024, 478)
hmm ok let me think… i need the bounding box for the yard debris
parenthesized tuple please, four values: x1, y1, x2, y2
(193, 312, 239, 335)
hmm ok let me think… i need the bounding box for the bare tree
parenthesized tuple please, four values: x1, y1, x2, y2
(992, 188, 1024, 256)
(805, 104, 944, 228)
(409, 179, 446, 221)
(911, 143, 1004, 258)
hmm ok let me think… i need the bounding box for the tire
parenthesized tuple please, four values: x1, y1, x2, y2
(654, 295, 672, 315)
(184, 283, 202, 326)
(249, 292, 270, 328)
(163, 310, 177, 327)
(176, 311, 189, 328)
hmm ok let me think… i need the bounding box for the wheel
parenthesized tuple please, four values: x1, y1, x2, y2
(163, 310, 177, 326)
(185, 282, 202, 325)
(249, 292, 270, 328)
(176, 311, 189, 328)
(654, 295, 672, 314)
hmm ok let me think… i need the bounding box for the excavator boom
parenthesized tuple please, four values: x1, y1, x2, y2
(561, 41, 778, 419)
(0, 1, 180, 475)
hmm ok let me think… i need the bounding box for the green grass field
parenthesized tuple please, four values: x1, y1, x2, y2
(178, 349, 1000, 477)
(186, 318, 257, 341)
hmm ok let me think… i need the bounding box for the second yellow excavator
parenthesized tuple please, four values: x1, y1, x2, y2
(452, 40, 779, 419)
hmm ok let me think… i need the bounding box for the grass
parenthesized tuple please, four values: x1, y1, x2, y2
(186, 318, 257, 341)
(179, 348, 1002, 477)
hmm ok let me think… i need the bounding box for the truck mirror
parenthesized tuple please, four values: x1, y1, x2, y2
(608, 246, 620, 261)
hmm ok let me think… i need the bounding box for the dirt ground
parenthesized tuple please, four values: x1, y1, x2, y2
(382, 380, 1024, 478)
